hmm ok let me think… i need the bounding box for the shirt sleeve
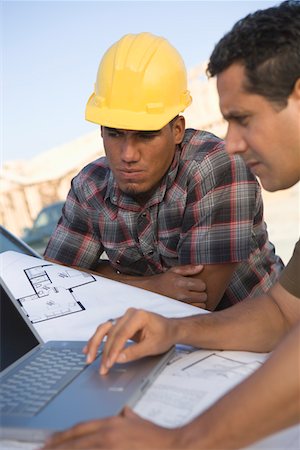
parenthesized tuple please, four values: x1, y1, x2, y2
(279, 239, 300, 298)
(44, 172, 104, 269)
(179, 146, 262, 265)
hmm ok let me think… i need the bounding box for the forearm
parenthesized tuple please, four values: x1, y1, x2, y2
(173, 287, 297, 352)
(95, 261, 158, 291)
(96, 262, 208, 308)
(179, 323, 300, 449)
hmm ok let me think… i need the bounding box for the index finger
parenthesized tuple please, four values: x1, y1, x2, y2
(100, 308, 158, 374)
(99, 309, 142, 374)
(84, 320, 114, 364)
(43, 419, 104, 448)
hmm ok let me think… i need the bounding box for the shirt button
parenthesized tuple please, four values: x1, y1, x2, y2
(142, 212, 147, 218)
(148, 250, 154, 256)
(112, 196, 117, 202)
(116, 260, 120, 264)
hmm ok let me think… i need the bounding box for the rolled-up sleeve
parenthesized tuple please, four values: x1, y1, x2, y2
(44, 172, 104, 269)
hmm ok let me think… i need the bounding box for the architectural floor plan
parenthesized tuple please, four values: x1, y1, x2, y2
(135, 347, 265, 428)
(17, 263, 96, 323)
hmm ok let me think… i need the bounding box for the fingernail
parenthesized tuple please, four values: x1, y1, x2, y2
(100, 365, 106, 375)
(86, 353, 92, 364)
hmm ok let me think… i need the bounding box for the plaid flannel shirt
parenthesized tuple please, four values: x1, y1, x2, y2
(45, 129, 283, 309)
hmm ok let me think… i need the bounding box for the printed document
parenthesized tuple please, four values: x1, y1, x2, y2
(0, 251, 203, 342)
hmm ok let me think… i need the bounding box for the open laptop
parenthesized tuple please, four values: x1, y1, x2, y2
(0, 278, 174, 443)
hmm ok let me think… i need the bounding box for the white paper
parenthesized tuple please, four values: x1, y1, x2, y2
(0, 251, 204, 342)
(134, 347, 268, 427)
(0, 441, 41, 450)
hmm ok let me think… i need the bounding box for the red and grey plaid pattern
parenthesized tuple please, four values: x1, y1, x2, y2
(45, 129, 283, 309)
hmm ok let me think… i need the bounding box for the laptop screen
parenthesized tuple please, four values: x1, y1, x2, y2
(0, 283, 40, 372)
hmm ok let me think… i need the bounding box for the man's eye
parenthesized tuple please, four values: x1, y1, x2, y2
(139, 133, 158, 140)
(237, 117, 249, 126)
(107, 131, 120, 137)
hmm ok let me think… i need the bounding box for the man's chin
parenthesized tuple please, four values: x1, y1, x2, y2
(120, 184, 156, 204)
(120, 185, 144, 196)
(259, 177, 294, 193)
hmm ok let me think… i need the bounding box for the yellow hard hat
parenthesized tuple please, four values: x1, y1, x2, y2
(85, 32, 192, 130)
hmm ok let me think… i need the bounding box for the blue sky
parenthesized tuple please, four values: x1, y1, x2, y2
(2, 0, 277, 162)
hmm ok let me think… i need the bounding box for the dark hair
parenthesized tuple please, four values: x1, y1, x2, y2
(207, 1, 300, 108)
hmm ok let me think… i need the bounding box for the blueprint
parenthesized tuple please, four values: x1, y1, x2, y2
(17, 263, 96, 323)
(134, 346, 266, 428)
(0, 251, 202, 341)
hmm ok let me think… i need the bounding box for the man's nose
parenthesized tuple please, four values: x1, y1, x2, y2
(225, 125, 247, 155)
(121, 138, 140, 162)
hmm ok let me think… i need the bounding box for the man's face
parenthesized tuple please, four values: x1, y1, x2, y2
(217, 63, 300, 192)
(101, 116, 185, 201)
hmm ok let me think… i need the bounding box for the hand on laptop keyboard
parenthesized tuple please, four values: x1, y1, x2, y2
(83, 308, 176, 375)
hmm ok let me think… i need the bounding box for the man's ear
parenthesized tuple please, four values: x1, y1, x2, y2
(173, 115, 186, 144)
(292, 78, 300, 101)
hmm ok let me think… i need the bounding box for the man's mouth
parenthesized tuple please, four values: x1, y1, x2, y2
(246, 160, 260, 169)
(246, 160, 263, 176)
(118, 169, 145, 180)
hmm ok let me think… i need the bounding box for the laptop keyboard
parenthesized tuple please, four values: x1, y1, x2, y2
(0, 347, 87, 417)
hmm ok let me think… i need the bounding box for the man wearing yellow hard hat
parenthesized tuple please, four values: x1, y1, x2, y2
(45, 32, 283, 311)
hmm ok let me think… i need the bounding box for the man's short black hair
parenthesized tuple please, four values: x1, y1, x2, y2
(207, 1, 300, 108)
